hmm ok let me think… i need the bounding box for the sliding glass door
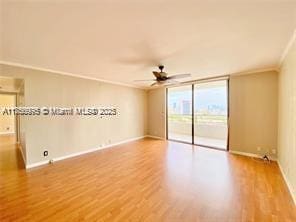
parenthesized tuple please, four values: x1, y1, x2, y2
(167, 85, 192, 143)
(167, 79, 228, 150)
(194, 80, 228, 149)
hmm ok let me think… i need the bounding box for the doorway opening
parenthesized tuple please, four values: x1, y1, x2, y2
(0, 93, 17, 146)
(167, 78, 229, 150)
(0, 77, 25, 169)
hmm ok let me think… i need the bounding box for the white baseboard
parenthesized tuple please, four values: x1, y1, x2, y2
(145, 135, 165, 140)
(26, 135, 146, 169)
(230, 150, 295, 205)
(278, 161, 296, 205)
(26, 160, 49, 169)
(0, 132, 15, 136)
(229, 150, 277, 161)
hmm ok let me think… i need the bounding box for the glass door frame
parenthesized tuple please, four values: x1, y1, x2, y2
(166, 77, 229, 151)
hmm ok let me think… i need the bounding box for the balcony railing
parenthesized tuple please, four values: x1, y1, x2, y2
(168, 114, 227, 124)
(168, 114, 228, 142)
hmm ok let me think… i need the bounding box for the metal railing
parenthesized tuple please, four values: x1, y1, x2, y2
(168, 114, 227, 124)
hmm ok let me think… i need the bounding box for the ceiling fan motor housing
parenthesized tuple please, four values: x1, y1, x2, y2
(157, 65, 168, 81)
(134, 65, 190, 86)
(158, 65, 164, 72)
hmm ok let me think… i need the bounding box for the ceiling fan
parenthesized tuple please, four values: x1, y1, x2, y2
(134, 65, 191, 86)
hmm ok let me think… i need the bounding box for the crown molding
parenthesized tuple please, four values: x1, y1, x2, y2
(228, 67, 278, 76)
(0, 60, 146, 90)
(0, 61, 279, 91)
(279, 29, 296, 67)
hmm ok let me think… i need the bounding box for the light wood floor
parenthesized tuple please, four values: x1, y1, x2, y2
(0, 138, 295, 222)
(0, 134, 16, 146)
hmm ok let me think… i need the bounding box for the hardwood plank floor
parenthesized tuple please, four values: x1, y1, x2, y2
(0, 138, 295, 221)
(0, 134, 16, 146)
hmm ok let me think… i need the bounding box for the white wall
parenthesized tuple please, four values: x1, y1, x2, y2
(278, 35, 296, 204)
(229, 71, 278, 158)
(0, 64, 148, 166)
(147, 88, 166, 138)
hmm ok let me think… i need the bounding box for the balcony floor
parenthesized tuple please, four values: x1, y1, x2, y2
(168, 133, 227, 150)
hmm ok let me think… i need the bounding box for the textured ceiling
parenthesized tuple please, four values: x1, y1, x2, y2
(1, 0, 296, 88)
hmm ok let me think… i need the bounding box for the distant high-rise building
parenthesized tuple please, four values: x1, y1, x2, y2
(182, 100, 191, 114)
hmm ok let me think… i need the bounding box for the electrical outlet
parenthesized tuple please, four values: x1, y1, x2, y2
(271, 149, 276, 154)
(43, 150, 48, 157)
(257, 146, 261, 151)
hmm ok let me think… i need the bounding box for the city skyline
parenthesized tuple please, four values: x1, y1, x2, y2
(168, 86, 227, 115)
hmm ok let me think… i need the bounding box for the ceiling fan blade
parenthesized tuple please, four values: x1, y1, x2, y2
(165, 79, 180, 85)
(167, 74, 191, 80)
(115, 41, 182, 68)
(150, 82, 161, 87)
(150, 79, 179, 87)
(134, 79, 156, 82)
(153, 71, 161, 78)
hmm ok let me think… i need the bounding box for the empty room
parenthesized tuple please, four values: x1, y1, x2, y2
(0, 1, 296, 221)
